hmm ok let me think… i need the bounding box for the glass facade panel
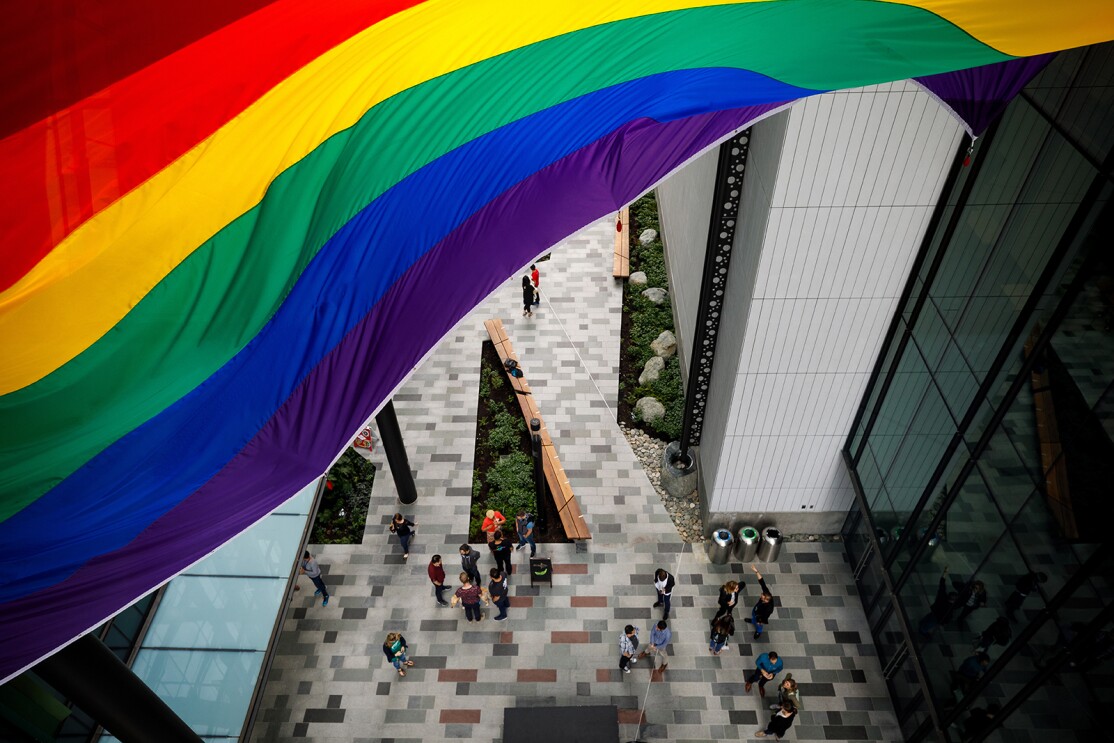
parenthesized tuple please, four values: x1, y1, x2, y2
(843, 42, 1114, 742)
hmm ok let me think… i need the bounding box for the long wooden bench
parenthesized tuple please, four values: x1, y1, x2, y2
(613, 206, 630, 279)
(483, 318, 591, 540)
(1024, 326, 1078, 539)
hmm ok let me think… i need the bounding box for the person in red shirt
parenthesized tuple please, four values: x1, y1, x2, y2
(530, 264, 540, 308)
(428, 554, 449, 607)
(481, 509, 506, 542)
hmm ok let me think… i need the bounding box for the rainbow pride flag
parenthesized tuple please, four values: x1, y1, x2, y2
(1, 0, 1111, 681)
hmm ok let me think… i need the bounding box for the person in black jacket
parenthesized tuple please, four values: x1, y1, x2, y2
(1004, 571, 1047, 621)
(973, 616, 1012, 654)
(712, 579, 743, 623)
(917, 567, 959, 639)
(653, 568, 676, 620)
(389, 513, 415, 559)
(746, 564, 776, 640)
(459, 544, 482, 585)
(521, 275, 534, 318)
(755, 701, 797, 739)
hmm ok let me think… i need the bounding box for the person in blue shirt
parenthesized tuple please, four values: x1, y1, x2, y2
(639, 620, 672, 672)
(745, 650, 784, 697)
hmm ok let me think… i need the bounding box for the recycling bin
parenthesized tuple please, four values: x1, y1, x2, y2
(734, 526, 760, 561)
(756, 526, 783, 562)
(706, 528, 734, 565)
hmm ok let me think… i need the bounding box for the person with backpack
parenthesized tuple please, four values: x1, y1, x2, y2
(515, 510, 536, 557)
(709, 614, 734, 655)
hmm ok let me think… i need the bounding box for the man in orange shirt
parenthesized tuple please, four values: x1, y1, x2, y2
(481, 509, 506, 542)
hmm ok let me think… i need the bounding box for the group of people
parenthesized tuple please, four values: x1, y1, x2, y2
(622, 563, 800, 739)
(521, 263, 541, 317)
(916, 567, 1049, 708)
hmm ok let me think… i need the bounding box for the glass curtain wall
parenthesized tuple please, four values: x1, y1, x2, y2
(842, 43, 1114, 743)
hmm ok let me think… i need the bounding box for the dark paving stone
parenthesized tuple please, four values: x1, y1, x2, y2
(828, 711, 842, 724)
(824, 724, 868, 739)
(596, 522, 622, 533)
(327, 695, 342, 709)
(493, 643, 519, 656)
(420, 619, 458, 631)
(342, 607, 368, 620)
(673, 709, 702, 724)
(834, 631, 862, 644)
(810, 585, 823, 596)
(303, 708, 346, 723)
(430, 452, 462, 462)
(577, 682, 592, 696)
(850, 669, 867, 683)
(376, 682, 392, 695)
(323, 630, 338, 643)
(794, 552, 821, 563)
(297, 681, 312, 694)
(728, 710, 759, 725)
(712, 682, 747, 696)
(329, 655, 344, 668)
(798, 682, 836, 697)
(292, 608, 307, 620)
(292, 722, 309, 737)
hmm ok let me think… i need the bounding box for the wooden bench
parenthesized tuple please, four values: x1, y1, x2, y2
(483, 318, 591, 540)
(612, 207, 630, 279)
(1024, 326, 1078, 539)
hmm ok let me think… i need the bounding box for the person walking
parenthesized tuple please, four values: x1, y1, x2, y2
(428, 554, 450, 607)
(515, 510, 536, 557)
(755, 701, 797, 739)
(709, 614, 734, 656)
(917, 567, 959, 639)
(745, 650, 783, 698)
(481, 509, 507, 543)
(521, 275, 534, 318)
(653, 568, 676, 620)
(459, 544, 482, 585)
(530, 263, 541, 308)
(770, 674, 802, 712)
(488, 567, 510, 621)
(713, 579, 743, 623)
(489, 530, 513, 575)
(746, 564, 776, 640)
(451, 571, 490, 622)
(639, 620, 671, 671)
(382, 632, 415, 677)
(953, 653, 990, 695)
(1004, 571, 1047, 621)
(300, 550, 329, 607)
(618, 625, 641, 674)
(389, 513, 415, 559)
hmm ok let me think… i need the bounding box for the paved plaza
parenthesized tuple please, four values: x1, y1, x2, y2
(250, 217, 901, 742)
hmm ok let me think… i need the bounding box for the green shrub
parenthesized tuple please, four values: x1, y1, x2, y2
(486, 451, 535, 518)
(311, 449, 375, 544)
(487, 408, 525, 453)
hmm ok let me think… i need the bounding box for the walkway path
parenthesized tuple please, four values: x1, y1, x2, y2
(251, 217, 900, 741)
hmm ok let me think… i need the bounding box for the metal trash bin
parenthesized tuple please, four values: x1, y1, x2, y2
(706, 528, 734, 564)
(734, 526, 760, 562)
(756, 527, 783, 562)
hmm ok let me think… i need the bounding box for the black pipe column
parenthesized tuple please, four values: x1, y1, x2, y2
(375, 400, 418, 504)
(36, 634, 203, 743)
(671, 129, 753, 469)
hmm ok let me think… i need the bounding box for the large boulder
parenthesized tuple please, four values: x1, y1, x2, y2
(635, 396, 666, 423)
(651, 330, 677, 358)
(629, 271, 648, 286)
(639, 356, 665, 385)
(639, 228, 658, 245)
(642, 287, 669, 305)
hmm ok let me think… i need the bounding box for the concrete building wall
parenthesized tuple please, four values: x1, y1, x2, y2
(662, 82, 964, 531)
(657, 145, 718, 378)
